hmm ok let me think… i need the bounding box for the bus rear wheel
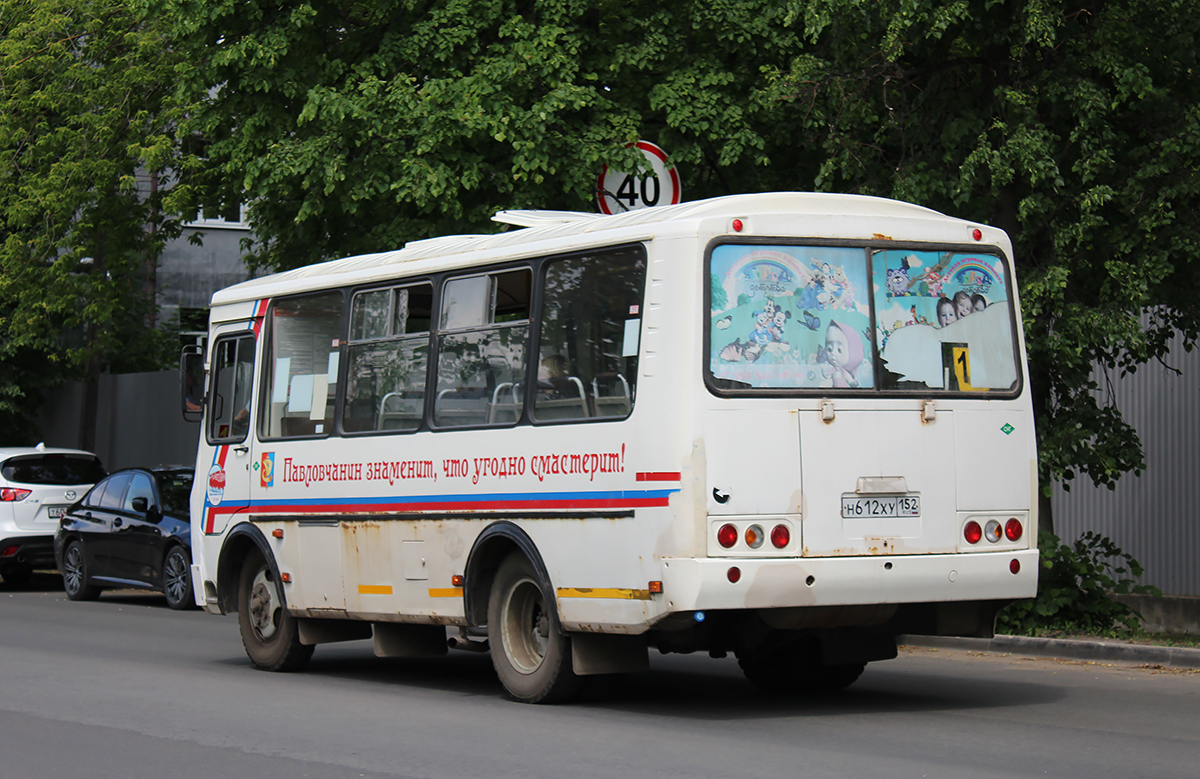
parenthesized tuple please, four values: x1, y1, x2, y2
(487, 553, 581, 704)
(738, 639, 866, 694)
(237, 551, 314, 672)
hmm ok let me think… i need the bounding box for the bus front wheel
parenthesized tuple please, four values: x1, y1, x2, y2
(487, 553, 581, 704)
(236, 551, 314, 672)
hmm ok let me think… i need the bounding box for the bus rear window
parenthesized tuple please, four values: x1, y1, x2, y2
(707, 243, 1019, 394)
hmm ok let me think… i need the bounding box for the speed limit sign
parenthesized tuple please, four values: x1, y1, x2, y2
(597, 141, 682, 214)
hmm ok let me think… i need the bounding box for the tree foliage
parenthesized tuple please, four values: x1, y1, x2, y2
(75, 0, 1200, 497)
(765, 0, 1200, 493)
(153, 0, 809, 271)
(0, 0, 184, 443)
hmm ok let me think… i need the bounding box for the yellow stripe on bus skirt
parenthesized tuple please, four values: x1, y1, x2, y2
(556, 587, 652, 601)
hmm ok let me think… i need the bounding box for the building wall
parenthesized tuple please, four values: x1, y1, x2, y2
(1051, 329, 1200, 597)
(158, 224, 255, 321)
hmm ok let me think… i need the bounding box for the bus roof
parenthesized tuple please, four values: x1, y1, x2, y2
(210, 192, 972, 307)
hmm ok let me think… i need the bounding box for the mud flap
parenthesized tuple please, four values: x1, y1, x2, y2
(571, 633, 649, 676)
(373, 623, 448, 657)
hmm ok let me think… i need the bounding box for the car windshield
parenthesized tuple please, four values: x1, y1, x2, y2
(156, 471, 194, 516)
(2, 454, 106, 485)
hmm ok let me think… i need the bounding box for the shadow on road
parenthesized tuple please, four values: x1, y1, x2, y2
(225, 638, 1066, 718)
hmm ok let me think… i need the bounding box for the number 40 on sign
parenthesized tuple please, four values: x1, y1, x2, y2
(597, 141, 682, 215)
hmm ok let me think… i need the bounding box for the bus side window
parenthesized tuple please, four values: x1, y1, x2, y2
(434, 268, 530, 428)
(208, 335, 255, 444)
(342, 284, 433, 434)
(535, 247, 646, 422)
(262, 292, 344, 439)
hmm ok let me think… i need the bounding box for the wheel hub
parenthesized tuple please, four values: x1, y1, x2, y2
(248, 569, 280, 639)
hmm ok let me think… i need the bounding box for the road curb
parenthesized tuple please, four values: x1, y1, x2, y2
(899, 634, 1200, 670)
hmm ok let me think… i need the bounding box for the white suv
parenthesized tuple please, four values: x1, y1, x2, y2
(1, 445, 106, 586)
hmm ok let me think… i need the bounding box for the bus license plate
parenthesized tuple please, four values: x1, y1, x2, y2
(841, 496, 921, 518)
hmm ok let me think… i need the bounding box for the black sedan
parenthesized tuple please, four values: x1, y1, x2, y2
(54, 467, 195, 609)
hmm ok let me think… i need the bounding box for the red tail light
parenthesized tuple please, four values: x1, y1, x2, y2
(1, 488, 32, 502)
(964, 521, 983, 544)
(1005, 518, 1023, 542)
(1010, 559, 1021, 574)
(727, 566, 742, 583)
(717, 523, 738, 548)
(770, 524, 790, 548)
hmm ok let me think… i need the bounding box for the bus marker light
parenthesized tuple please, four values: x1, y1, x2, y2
(717, 523, 738, 548)
(727, 566, 741, 583)
(984, 520, 1002, 543)
(451, 574, 464, 587)
(1005, 518, 1023, 541)
(745, 524, 764, 549)
(271, 528, 284, 539)
(972, 228, 983, 241)
(1010, 559, 1021, 575)
(732, 219, 744, 232)
(648, 580, 663, 594)
(771, 524, 790, 548)
(280, 572, 292, 583)
(964, 521, 983, 544)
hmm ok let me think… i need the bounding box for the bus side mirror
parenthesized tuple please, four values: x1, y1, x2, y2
(180, 346, 205, 423)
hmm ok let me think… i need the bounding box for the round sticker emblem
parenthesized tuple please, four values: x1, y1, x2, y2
(207, 464, 226, 506)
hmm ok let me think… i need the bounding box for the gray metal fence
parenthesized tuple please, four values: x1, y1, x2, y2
(1051, 329, 1200, 597)
(36, 370, 200, 472)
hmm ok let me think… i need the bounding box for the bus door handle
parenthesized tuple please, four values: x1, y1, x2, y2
(233, 446, 249, 455)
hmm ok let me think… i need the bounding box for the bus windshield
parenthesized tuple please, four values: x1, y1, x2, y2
(707, 243, 1020, 394)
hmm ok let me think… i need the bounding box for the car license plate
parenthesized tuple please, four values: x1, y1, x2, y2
(47, 506, 65, 519)
(841, 495, 921, 518)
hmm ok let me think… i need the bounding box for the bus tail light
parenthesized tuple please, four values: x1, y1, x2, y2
(984, 520, 1002, 543)
(771, 524, 790, 548)
(745, 525, 764, 549)
(717, 523, 738, 548)
(1005, 518, 1023, 541)
(1010, 559, 1021, 574)
(964, 521, 982, 545)
(727, 566, 741, 583)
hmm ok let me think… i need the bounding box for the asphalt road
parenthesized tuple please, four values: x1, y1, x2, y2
(2, 573, 1197, 779)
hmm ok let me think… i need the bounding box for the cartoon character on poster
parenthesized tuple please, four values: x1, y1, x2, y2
(873, 251, 1017, 390)
(710, 245, 873, 388)
(822, 320, 865, 388)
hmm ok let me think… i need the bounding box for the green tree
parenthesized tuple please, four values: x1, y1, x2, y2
(155, 0, 1200, 506)
(0, 0, 184, 446)
(153, 0, 807, 271)
(764, 0, 1200, 519)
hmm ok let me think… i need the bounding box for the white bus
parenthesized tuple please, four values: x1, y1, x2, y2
(182, 192, 1038, 703)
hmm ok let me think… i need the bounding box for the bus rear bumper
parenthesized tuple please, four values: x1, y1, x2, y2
(659, 549, 1039, 613)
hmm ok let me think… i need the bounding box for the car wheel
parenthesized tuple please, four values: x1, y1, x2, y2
(161, 546, 195, 610)
(487, 553, 582, 704)
(61, 540, 101, 601)
(236, 550, 313, 671)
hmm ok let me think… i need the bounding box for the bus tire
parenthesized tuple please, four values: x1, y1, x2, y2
(236, 551, 314, 672)
(487, 553, 581, 704)
(738, 639, 866, 694)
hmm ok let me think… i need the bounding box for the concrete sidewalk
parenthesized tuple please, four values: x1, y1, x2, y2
(900, 634, 1200, 670)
